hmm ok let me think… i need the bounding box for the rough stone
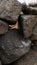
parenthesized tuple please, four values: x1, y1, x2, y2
(12, 49, 37, 65)
(31, 23, 37, 40)
(0, 0, 22, 24)
(19, 15, 37, 38)
(0, 29, 31, 65)
(0, 20, 9, 35)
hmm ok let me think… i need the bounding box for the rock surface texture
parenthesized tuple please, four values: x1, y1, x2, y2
(31, 23, 37, 40)
(0, 0, 22, 24)
(19, 15, 37, 38)
(0, 30, 31, 65)
(0, 20, 9, 35)
(0, 2, 37, 65)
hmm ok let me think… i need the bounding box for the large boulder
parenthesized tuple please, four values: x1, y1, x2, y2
(0, 29, 31, 65)
(0, 0, 22, 25)
(19, 15, 37, 38)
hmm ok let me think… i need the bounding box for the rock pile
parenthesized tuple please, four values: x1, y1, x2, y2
(0, 1, 37, 65)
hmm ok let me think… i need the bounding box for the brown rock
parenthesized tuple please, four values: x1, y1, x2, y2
(31, 23, 37, 40)
(19, 15, 37, 38)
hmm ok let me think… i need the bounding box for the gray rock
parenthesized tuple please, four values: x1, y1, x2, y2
(19, 15, 37, 38)
(0, 29, 31, 65)
(0, 20, 9, 35)
(0, 0, 22, 24)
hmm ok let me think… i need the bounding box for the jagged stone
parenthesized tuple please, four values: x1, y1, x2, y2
(22, 4, 37, 14)
(0, 29, 31, 65)
(19, 15, 37, 38)
(0, 0, 22, 24)
(0, 20, 9, 35)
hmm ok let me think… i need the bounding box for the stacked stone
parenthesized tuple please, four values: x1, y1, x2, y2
(19, 15, 37, 45)
(21, 3, 37, 46)
(0, 0, 22, 35)
(0, 0, 31, 65)
(0, 1, 37, 65)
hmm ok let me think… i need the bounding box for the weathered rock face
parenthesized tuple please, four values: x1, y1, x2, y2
(19, 15, 37, 38)
(0, 20, 9, 35)
(22, 4, 37, 14)
(0, 0, 22, 24)
(31, 23, 37, 40)
(0, 1, 37, 64)
(0, 29, 31, 65)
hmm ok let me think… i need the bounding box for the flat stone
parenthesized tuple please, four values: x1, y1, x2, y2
(19, 15, 37, 38)
(0, 29, 31, 65)
(0, 0, 22, 24)
(0, 20, 9, 35)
